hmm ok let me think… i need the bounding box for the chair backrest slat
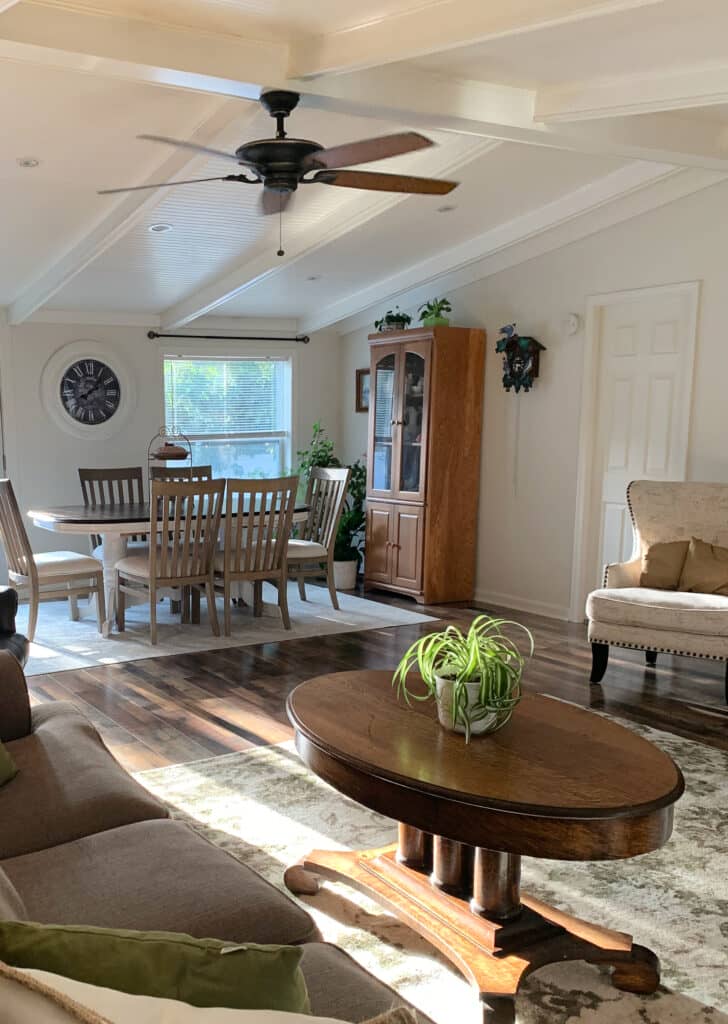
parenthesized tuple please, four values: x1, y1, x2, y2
(303, 467, 351, 550)
(79, 467, 145, 547)
(150, 465, 213, 483)
(150, 479, 224, 584)
(0, 479, 35, 580)
(222, 476, 298, 576)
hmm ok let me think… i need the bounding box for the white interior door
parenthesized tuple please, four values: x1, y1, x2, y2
(583, 285, 698, 600)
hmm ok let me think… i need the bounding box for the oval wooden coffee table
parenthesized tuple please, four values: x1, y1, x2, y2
(284, 670, 684, 1023)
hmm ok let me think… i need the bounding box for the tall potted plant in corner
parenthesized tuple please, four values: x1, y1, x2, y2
(332, 459, 366, 591)
(393, 616, 533, 741)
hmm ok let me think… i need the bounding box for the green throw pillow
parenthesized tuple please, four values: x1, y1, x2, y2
(0, 921, 309, 1013)
(0, 743, 18, 788)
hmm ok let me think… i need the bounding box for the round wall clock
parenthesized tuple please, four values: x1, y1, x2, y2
(59, 357, 121, 425)
(40, 342, 136, 441)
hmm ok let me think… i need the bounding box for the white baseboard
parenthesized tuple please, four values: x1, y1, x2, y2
(473, 588, 571, 622)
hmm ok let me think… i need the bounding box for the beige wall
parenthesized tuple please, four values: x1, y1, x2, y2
(338, 178, 728, 619)
(0, 321, 340, 569)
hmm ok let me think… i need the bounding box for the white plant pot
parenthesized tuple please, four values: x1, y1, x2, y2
(333, 560, 358, 591)
(434, 675, 499, 736)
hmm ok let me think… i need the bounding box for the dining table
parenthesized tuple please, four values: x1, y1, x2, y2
(28, 500, 311, 637)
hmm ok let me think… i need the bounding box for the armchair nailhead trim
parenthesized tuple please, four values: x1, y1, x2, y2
(591, 638, 726, 661)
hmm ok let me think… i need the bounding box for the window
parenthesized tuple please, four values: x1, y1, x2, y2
(163, 356, 292, 479)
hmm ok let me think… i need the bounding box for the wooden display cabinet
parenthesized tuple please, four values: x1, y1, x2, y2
(364, 326, 485, 604)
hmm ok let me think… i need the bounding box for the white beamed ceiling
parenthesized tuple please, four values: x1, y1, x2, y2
(2, 0, 728, 327)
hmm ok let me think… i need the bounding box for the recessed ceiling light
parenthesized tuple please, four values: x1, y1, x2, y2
(16, 157, 40, 168)
(436, 204, 457, 214)
(306, 275, 321, 281)
(148, 223, 173, 233)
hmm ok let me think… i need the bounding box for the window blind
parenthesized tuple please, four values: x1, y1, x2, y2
(164, 358, 288, 436)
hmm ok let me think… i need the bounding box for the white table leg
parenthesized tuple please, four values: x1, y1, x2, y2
(100, 534, 127, 637)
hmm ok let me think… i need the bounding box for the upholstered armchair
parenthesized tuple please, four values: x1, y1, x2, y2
(586, 480, 728, 698)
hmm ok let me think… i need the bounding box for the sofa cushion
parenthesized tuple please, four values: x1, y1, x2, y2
(0, 703, 168, 859)
(0, 868, 26, 922)
(640, 540, 689, 590)
(679, 537, 728, 596)
(2, 820, 319, 947)
(586, 587, 728, 636)
(0, 922, 310, 1014)
(0, 650, 32, 742)
(0, 740, 18, 787)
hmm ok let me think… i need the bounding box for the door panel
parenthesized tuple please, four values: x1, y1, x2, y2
(365, 501, 393, 583)
(392, 506, 424, 591)
(393, 341, 430, 502)
(368, 347, 399, 498)
(591, 288, 696, 584)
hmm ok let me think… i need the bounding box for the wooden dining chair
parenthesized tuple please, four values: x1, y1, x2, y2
(150, 465, 213, 482)
(115, 478, 224, 645)
(78, 467, 146, 555)
(286, 466, 351, 610)
(213, 476, 298, 635)
(0, 478, 105, 641)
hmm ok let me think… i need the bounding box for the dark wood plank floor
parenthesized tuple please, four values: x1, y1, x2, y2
(26, 591, 728, 772)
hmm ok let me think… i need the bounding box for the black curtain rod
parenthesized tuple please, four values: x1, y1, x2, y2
(147, 330, 310, 344)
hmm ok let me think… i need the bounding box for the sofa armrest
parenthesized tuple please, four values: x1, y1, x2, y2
(603, 557, 641, 589)
(0, 587, 18, 634)
(0, 649, 32, 742)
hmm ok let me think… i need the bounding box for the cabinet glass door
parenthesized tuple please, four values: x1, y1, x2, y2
(397, 347, 428, 499)
(371, 351, 397, 493)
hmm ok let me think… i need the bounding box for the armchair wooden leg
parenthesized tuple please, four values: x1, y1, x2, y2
(590, 642, 609, 683)
(645, 650, 658, 667)
(297, 574, 306, 601)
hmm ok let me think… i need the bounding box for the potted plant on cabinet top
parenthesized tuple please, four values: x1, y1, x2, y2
(374, 306, 412, 332)
(418, 297, 452, 327)
(393, 615, 533, 741)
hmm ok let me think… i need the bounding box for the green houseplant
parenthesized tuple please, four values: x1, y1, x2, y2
(393, 615, 533, 741)
(418, 297, 452, 327)
(374, 306, 412, 332)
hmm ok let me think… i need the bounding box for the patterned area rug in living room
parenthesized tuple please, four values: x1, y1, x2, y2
(136, 718, 728, 1024)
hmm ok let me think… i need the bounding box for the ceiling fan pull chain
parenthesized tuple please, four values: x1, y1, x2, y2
(277, 200, 285, 257)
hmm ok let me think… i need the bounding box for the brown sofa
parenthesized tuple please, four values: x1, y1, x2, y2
(0, 650, 427, 1022)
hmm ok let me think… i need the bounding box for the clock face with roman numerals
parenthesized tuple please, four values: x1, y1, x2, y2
(60, 358, 121, 425)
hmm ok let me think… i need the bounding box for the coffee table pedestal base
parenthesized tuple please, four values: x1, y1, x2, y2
(284, 842, 660, 1023)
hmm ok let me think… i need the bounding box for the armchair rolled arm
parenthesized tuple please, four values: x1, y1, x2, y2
(603, 557, 641, 589)
(0, 649, 31, 742)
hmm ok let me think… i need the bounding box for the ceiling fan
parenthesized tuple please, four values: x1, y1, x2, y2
(98, 89, 458, 216)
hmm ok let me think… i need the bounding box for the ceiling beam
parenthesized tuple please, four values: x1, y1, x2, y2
(296, 65, 728, 171)
(0, 3, 282, 99)
(535, 65, 728, 122)
(8, 101, 253, 324)
(158, 139, 501, 328)
(319, 165, 726, 335)
(287, 0, 665, 78)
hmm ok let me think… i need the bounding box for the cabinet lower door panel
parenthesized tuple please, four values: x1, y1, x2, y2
(365, 502, 393, 583)
(392, 506, 424, 591)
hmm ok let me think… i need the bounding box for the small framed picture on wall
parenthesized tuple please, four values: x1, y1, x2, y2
(356, 368, 370, 413)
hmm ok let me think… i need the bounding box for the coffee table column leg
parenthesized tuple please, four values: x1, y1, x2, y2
(471, 849, 522, 922)
(396, 824, 431, 870)
(431, 836, 472, 895)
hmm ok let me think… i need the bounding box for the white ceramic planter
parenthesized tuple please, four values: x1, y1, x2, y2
(333, 560, 358, 591)
(434, 675, 499, 736)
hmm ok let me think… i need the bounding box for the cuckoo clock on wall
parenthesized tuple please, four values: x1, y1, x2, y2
(496, 323, 545, 393)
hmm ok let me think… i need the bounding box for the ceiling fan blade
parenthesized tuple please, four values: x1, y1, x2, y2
(137, 134, 244, 163)
(97, 175, 244, 195)
(304, 132, 433, 171)
(313, 169, 457, 195)
(260, 189, 291, 215)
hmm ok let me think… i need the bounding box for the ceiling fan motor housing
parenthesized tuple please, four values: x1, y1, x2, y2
(235, 137, 323, 193)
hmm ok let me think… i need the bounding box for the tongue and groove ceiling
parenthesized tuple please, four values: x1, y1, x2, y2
(2, 0, 728, 331)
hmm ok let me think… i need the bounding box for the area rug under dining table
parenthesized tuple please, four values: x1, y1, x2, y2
(16, 584, 435, 675)
(136, 719, 728, 1024)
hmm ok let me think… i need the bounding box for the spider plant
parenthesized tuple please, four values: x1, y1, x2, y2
(392, 615, 533, 741)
